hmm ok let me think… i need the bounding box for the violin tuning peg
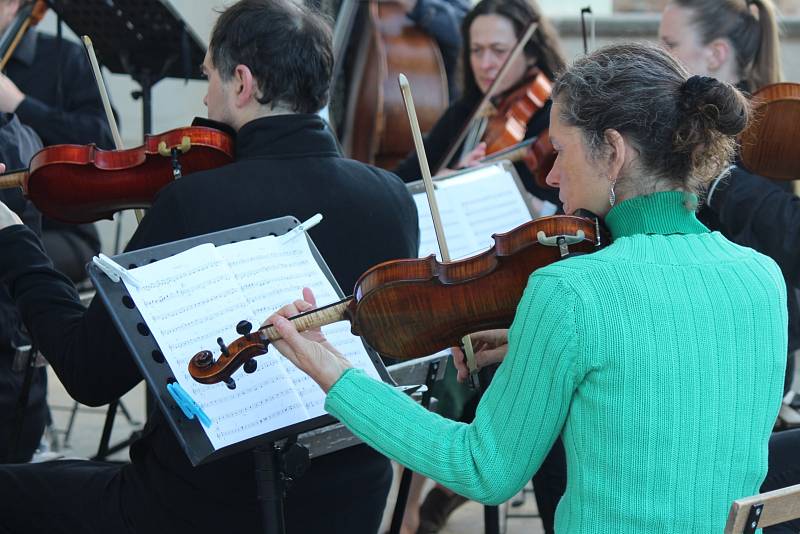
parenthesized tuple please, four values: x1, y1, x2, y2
(243, 359, 257, 374)
(217, 337, 229, 356)
(236, 320, 253, 338)
(192, 350, 215, 369)
(224, 377, 237, 390)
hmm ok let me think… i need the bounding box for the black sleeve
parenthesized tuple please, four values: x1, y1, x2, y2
(0, 225, 141, 406)
(0, 185, 191, 406)
(708, 165, 800, 287)
(14, 43, 115, 149)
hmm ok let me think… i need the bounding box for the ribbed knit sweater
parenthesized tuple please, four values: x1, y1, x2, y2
(325, 191, 787, 533)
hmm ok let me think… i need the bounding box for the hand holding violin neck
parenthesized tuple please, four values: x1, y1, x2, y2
(259, 298, 353, 342)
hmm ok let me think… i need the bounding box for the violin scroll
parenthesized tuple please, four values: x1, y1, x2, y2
(189, 334, 268, 389)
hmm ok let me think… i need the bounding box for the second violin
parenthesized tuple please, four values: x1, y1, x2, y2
(0, 125, 234, 224)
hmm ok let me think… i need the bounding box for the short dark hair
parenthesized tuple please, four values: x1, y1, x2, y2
(209, 0, 333, 113)
(460, 0, 566, 102)
(552, 42, 750, 197)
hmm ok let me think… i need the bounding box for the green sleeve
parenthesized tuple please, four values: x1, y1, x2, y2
(325, 272, 585, 504)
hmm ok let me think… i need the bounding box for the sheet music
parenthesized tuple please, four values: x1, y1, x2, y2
(125, 245, 308, 450)
(414, 164, 533, 260)
(123, 234, 382, 450)
(219, 234, 381, 418)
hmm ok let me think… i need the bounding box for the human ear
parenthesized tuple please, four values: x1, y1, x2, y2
(603, 129, 626, 183)
(233, 64, 255, 107)
(706, 38, 731, 74)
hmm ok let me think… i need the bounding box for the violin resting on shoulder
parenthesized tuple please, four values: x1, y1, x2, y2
(188, 213, 608, 387)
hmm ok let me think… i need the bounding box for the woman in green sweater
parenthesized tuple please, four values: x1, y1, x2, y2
(269, 42, 787, 532)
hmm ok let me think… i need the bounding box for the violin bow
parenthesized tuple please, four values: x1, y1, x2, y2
(580, 7, 595, 55)
(434, 21, 539, 175)
(82, 35, 145, 224)
(398, 73, 480, 389)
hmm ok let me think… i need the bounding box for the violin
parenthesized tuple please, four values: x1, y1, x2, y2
(0, 124, 234, 224)
(479, 131, 556, 190)
(478, 71, 556, 189)
(188, 214, 607, 386)
(0, 0, 47, 70)
(738, 82, 800, 181)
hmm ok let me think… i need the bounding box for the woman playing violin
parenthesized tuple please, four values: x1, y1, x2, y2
(394, 0, 565, 205)
(269, 42, 787, 533)
(660, 2, 800, 532)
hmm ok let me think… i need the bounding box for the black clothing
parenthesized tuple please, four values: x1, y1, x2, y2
(761, 428, 800, 533)
(8, 31, 114, 148)
(0, 113, 42, 348)
(0, 114, 419, 533)
(407, 0, 470, 102)
(394, 96, 559, 205)
(0, 113, 44, 463)
(7, 30, 111, 283)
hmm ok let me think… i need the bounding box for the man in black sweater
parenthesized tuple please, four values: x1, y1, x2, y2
(0, 1, 418, 532)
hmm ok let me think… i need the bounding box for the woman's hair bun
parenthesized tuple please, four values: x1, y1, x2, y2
(679, 75, 750, 137)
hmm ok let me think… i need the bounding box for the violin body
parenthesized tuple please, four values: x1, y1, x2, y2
(189, 214, 607, 384)
(1, 125, 234, 223)
(739, 82, 800, 181)
(350, 214, 601, 358)
(481, 71, 556, 189)
(342, 0, 448, 169)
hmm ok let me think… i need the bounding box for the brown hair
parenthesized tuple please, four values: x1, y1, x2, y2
(671, 0, 783, 91)
(552, 42, 751, 198)
(460, 0, 566, 102)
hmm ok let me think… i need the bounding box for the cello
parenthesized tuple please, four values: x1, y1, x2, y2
(341, 0, 449, 169)
(0, 0, 47, 70)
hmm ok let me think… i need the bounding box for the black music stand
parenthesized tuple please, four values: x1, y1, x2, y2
(46, 0, 207, 134)
(88, 216, 394, 533)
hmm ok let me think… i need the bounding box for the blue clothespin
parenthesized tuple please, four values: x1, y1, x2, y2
(167, 382, 212, 428)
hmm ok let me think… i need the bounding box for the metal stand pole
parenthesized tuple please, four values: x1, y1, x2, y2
(254, 443, 286, 534)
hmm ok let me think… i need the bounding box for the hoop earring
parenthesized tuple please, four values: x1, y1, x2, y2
(609, 179, 617, 207)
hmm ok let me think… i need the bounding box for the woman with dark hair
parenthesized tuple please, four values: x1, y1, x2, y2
(269, 42, 787, 533)
(660, 3, 800, 532)
(394, 0, 565, 205)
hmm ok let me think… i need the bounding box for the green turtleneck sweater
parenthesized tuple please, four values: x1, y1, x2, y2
(325, 191, 787, 533)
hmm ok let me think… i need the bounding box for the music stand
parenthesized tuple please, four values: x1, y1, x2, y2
(46, 0, 207, 134)
(88, 216, 394, 533)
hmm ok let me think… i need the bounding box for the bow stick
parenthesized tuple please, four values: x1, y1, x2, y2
(398, 73, 480, 388)
(82, 35, 145, 224)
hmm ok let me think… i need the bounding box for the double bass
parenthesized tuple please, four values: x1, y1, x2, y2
(340, 0, 449, 169)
